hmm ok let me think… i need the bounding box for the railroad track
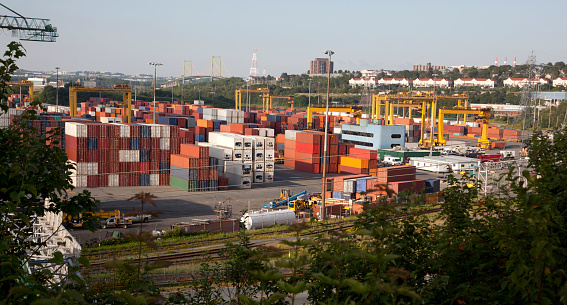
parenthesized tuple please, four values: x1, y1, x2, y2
(83, 207, 442, 277)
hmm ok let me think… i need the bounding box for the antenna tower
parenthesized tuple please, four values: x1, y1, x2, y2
(519, 52, 537, 140)
(263, 66, 266, 77)
(249, 48, 259, 82)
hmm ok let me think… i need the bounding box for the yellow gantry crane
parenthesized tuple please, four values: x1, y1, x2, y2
(437, 107, 492, 149)
(6, 80, 34, 102)
(234, 88, 269, 111)
(260, 94, 295, 112)
(307, 105, 363, 129)
(69, 85, 132, 123)
(371, 93, 470, 147)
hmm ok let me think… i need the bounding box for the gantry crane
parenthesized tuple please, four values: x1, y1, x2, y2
(234, 88, 269, 111)
(372, 93, 469, 125)
(260, 93, 295, 112)
(6, 80, 34, 102)
(437, 107, 492, 149)
(69, 85, 132, 123)
(307, 105, 363, 129)
(0, 4, 58, 42)
(372, 93, 470, 148)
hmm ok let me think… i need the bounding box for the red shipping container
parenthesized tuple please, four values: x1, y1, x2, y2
(388, 180, 425, 195)
(140, 138, 151, 150)
(295, 161, 319, 173)
(180, 144, 209, 159)
(119, 138, 129, 150)
(296, 131, 322, 144)
(150, 138, 160, 150)
(349, 147, 378, 160)
(295, 151, 320, 164)
(296, 142, 321, 154)
(283, 160, 296, 168)
(374, 165, 416, 183)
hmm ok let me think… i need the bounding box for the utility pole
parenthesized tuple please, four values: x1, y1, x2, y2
(55, 67, 60, 112)
(149, 62, 163, 124)
(320, 50, 334, 221)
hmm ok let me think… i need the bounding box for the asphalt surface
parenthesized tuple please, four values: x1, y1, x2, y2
(68, 139, 525, 244)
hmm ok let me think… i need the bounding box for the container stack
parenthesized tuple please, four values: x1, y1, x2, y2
(223, 161, 252, 189)
(283, 130, 339, 174)
(339, 147, 378, 175)
(202, 108, 245, 124)
(207, 132, 275, 185)
(65, 122, 178, 187)
(170, 144, 218, 191)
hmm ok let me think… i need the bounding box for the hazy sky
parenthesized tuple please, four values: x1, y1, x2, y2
(6, 0, 567, 78)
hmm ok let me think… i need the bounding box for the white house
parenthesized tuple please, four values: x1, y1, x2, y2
(349, 78, 378, 88)
(454, 78, 496, 88)
(377, 78, 413, 87)
(503, 78, 549, 88)
(412, 78, 452, 88)
(552, 77, 567, 87)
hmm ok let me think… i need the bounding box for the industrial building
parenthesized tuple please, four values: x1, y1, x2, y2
(341, 123, 405, 150)
(408, 155, 479, 173)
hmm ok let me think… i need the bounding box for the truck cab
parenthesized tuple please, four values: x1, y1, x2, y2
(383, 155, 403, 166)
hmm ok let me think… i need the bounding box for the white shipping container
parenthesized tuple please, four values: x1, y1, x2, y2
(119, 150, 130, 162)
(224, 161, 252, 176)
(209, 132, 244, 149)
(65, 122, 87, 137)
(254, 162, 265, 171)
(253, 171, 264, 183)
(222, 172, 252, 189)
(160, 125, 170, 138)
(130, 150, 140, 162)
(264, 137, 275, 149)
(254, 151, 264, 162)
(285, 130, 300, 141)
(87, 162, 98, 175)
(264, 162, 275, 172)
(243, 151, 253, 162)
(108, 174, 119, 187)
(150, 174, 160, 186)
(198, 142, 233, 160)
(264, 150, 275, 162)
(232, 150, 244, 161)
(160, 138, 170, 150)
(71, 175, 87, 188)
(113, 123, 130, 137)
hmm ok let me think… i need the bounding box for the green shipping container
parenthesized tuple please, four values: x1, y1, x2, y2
(170, 176, 189, 190)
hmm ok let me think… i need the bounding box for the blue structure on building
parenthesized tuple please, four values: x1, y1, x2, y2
(341, 124, 406, 149)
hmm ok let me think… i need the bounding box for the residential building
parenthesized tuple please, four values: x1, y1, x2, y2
(348, 78, 378, 88)
(503, 78, 549, 88)
(378, 78, 413, 87)
(454, 78, 496, 88)
(361, 70, 381, 78)
(412, 78, 452, 88)
(552, 77, 567, 87)
(413, 63, 445, 72)
(309, 58, 334, 75)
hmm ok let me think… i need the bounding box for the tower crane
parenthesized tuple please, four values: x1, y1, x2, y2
(0, 4, 58, 42)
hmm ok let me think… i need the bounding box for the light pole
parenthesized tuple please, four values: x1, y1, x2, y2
(149, 62, 162, 124)
(55, 67, 60, 112)
(430, 73, 438, 156)
(320, 50, 333, 221)
(308, 77, 312, 109)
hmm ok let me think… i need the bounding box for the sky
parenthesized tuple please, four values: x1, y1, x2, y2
(5, 0, 567, 78)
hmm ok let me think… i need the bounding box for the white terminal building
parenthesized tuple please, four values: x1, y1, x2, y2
(409, 155, 479, 173)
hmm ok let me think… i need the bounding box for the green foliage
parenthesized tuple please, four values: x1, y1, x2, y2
(0, 42, 100, 304)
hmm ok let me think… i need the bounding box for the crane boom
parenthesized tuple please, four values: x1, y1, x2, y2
(0, 4, 58, 42)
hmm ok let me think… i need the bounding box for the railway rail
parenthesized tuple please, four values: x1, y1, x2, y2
(82, 207, 443, 278)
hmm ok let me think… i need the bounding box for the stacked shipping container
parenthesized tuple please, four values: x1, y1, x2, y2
(65, 122, 179, 187)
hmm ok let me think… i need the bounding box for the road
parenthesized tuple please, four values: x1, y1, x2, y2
(68, 139, 525, 244)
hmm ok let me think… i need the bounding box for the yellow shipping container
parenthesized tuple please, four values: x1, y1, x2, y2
(340, 156, 369, 168)
(197, 119, 213, 128)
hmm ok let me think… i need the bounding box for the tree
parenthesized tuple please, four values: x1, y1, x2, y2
(0, 42, 100, 304)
